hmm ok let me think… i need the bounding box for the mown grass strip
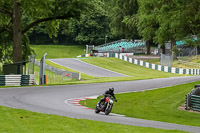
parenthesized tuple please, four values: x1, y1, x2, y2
(0, 106, 186, 133)
(44, 57, 184, 85)
(80, 81, 200, 127)
(45, 60, 96, 80)
(34, 65, 74, 85)
(41, 57, 186, 85)
(31, 45, 85, 59)
(143, 57, 200, 69)
(35, 56, 185, 85)
(80, 57, 182, 78)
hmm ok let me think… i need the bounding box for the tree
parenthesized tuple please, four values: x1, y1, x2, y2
(153, 0, 190, 54)
(137, 0, 158, 54)
(110, 0, 139, 39)
(137, 0, 199, 55)
(0, 0, 89, 63)
(183, 0, 200, 36)
(61, 0, 110, 45)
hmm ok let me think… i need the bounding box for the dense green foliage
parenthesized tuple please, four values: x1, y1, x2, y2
(81, 81, 200, 127)
(29, 0, 200, 53)
(1, 0, 200, 62)
(0, 0, 89, 63)
(61, 1, 110, 45)
(28, 0, 111, 45)
(109, 0, 139, 39)
(137, 0, 200, 53)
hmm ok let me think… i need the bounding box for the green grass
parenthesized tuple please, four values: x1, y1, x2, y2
(31, 45, 85, 59)
(80, 81, 200, 127)
(31, 44, 185, 84)
(178, 55, 200, 63)
(34, 65, 73, 85)
(143, 55, 200, 69)
(143, 59, 191, 69)
(143, 59, 160, 64)
(45, 60, 96, 81)
(33, 59, 98, 85)
(80, 57, 182, 79)
(0, 45, 197, 132)
(0, 106, 186, 133)
(42, 57, 184, 85)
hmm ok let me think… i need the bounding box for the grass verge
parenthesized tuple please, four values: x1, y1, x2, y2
(80, 81, 200, 127)
(80, 57, 182, 78)
(143, 55, 200, 69)
(34, 65, 73, 84)
(143, 59, 191, 69)
(45, 60, 96, 81)
(42, 57, 184, 85)
(31, 45, 85, 59)
(0, 106, 186, 133)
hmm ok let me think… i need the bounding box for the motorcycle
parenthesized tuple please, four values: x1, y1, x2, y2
(95, 95, 114, 115)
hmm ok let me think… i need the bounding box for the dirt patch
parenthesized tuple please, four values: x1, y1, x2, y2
(178, 104, 200, 114)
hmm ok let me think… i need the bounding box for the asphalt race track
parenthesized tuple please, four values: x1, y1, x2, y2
(49, 58, 128, 77)
(0, 76, 200, 132)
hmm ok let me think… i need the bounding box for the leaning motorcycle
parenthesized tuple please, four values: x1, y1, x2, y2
(95, 95, 114, 115)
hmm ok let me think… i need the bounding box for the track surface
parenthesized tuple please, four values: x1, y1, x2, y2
(0, 76, 200, 132)
(49, 58, 128, 77)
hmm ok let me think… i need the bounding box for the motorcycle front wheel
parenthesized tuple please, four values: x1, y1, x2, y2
(95, 105, 100, 113)
(105, 104, 112, 115)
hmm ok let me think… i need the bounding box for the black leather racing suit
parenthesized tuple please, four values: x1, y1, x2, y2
(99, 90, 117, 104)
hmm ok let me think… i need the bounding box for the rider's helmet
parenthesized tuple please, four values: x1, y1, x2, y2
(109, 87, 114, 92)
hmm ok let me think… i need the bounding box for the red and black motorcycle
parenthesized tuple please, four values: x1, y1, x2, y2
(95, 95, 114, 115)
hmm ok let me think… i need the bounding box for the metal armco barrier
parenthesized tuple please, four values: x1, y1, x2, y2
(186, 85, 200, 111)
(191, 95, 200, 111)
(35, 60, 81, 80)
(0, 75, 35, 86)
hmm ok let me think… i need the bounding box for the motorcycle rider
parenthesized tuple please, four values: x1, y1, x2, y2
(98, 87, 117, 106)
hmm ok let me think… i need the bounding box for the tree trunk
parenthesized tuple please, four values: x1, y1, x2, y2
(171, 38, 178, 59)
(13, 0, 22, 63)
(161, 45, 165, 54)
(146, 40, 151, 55)
(171, 38, 176, 53)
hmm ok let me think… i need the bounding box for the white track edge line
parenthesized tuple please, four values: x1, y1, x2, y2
(76, 59, 130, 77)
